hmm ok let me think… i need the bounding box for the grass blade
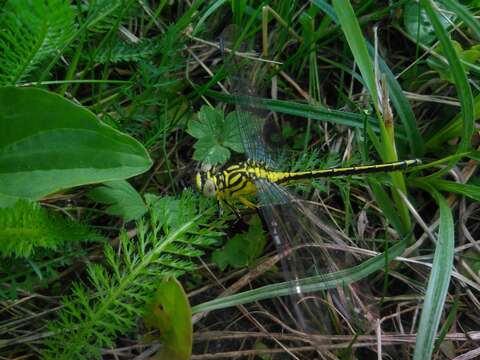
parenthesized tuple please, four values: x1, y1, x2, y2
(332, 0, 412, 230)
(438, 0, 480, 40)
(192, 235, 410, 314)
(425, 94, 480, 152)
(367, 45, 425, 156)
(425, 178, 480, 201)
(332, 0, 379, 113)
(312, 0, 424, 156)
(207, 89, 411, 138)
(369, 179, 409, 237)
(420, 0, 474, 153)
(412, 186, 454, 360)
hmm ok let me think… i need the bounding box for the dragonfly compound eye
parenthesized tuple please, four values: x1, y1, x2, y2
(202, 178, 217, 198)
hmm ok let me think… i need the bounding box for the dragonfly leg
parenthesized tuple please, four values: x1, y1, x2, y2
(216, 199, 224, 216)
(219, 198, 243, 219)
(227, 202, 241, 219)
(238, 196, 257, 209)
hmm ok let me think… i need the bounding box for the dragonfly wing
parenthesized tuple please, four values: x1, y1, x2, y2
(222, 26, 375, 335)
(255, 179, 376, 333)
(222, 38, 276, 166)
(235, 98, 275, 166)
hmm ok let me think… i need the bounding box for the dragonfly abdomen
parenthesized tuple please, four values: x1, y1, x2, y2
(272, 159, 422, 184)
(215, 159, 421, 198)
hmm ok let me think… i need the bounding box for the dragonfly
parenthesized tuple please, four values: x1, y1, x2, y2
(196, 158, 420, 210)
(195, 38, 421, 336)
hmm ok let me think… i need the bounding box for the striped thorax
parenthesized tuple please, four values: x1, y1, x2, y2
(195, 160, 267, 202)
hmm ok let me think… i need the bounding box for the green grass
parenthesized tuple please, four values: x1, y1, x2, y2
(0, 0, 479, 359)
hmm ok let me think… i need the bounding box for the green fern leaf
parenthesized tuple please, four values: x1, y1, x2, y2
(94, 38, 159, 64)
(0, 0, 75, 85)
(0, 201, 103, 258)
(42, 190, 227, 359)
(84, 1, 139, 33)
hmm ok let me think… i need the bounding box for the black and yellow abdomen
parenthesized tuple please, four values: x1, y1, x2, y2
(270, 159, 422, 186)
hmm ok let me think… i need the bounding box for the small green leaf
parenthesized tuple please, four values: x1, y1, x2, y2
(143, 277, 192, 360)
(88, 180, 147, 221)
(212, 215, 266, 270)
(187, 106, 243, 165)
(428, 41, 480, 82)
(425, 93, 480, 151)
(193, 137, 232, 165)
(404, 2, 454, 45)
(254, 341, 273, 360)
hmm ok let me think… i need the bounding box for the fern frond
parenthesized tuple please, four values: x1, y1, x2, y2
(0, 0, 75, 85)
(0, 201, 103, 258)
(157, 254, 198, 272)
(94, 38, 159, 64)
(164, 243, 204, 257)
(42, 190, 227, 359)
(84, 1, 140, 33)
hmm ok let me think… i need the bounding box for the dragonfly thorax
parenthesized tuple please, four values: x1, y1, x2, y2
(195, 160, 270, 203)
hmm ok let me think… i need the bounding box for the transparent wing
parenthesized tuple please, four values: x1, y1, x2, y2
(220, 30, 276, 167)
(223, 29, 375, 335)
(255, 179, 376, 334)
(234, 91, 276, 167)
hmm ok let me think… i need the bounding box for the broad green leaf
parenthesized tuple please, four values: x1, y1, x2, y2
(212, 215, 266, 270)
(187, 106, 243, 165)
(413, 187, 454, 360)
(0, 193, 23, 208)
(0, 87, 152, 204)
(88, 180, 147, 221)
(143, 277, 192, 360)
(404, 2, 454, 45)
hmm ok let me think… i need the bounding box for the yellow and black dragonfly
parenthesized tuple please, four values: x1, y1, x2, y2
(195, 40, 421, 334)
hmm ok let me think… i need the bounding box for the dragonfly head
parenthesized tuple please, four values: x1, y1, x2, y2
(195, 164, 217, 198)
